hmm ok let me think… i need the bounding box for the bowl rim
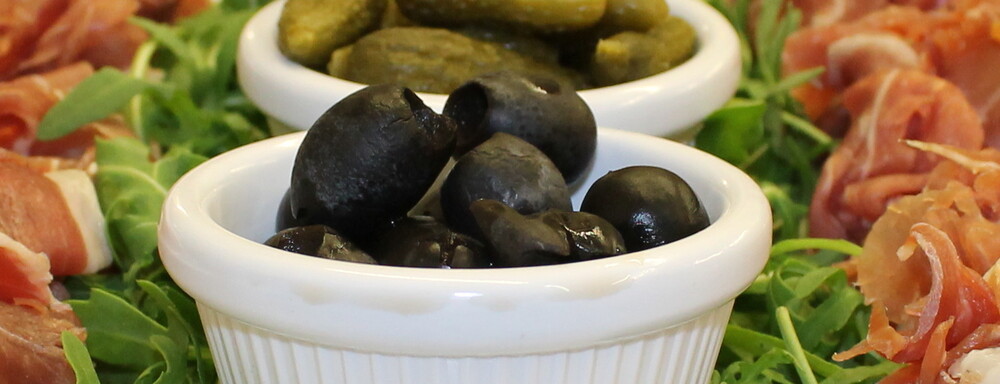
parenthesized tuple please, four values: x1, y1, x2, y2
(236, 0, 741, 136)
(158, 128, 771, 356)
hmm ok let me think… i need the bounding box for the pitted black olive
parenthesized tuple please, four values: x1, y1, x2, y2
(440, 133, 572, 237)
(370, 216, 491, 268)
(581, 166, 709, 251)
(287, 84, 457, 241)
(469, 200, 570, 267)
(469, 200, 627, 266)
(264, 225, 377, 264)
(444, 71, 597, 183)
(276, 188, 295, 231)
(537, 210, 626, 261)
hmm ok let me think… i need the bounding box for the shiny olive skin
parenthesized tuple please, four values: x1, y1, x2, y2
(537, 210, 626, 261)
(469, 200, 626, 267)
(288, 84, 456, 241)
(469, 200, 570, 267)
(370, 216, 491, 268)
(440, 133, 572, 237)
(444, 71, 597, 183)
(264, 225, 377, 264)
(581, 166, 709, 251)
(276, 188, 295, 231)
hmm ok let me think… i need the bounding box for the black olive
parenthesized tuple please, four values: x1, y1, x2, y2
(440, 133, 572, 237)
(276, 188, 295, 231)
(537, 210, 626, 261)
(581, 166, 709, 251)
(444, 71, 597, 183)
(264, 225, 377, 264)
(288, 84, 457, 241)
(468, 200, 571, 267)
(370, 216, 491, 268)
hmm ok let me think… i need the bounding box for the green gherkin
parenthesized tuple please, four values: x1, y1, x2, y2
(328, 27, 585, 94)
(278, 0, 387, 68)
(590, 16, 696, 87)
(394, 0, 608, 33)
(599, 0, 671, 34)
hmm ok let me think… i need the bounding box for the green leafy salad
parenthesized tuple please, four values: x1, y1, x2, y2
(37, 0, 894, 382)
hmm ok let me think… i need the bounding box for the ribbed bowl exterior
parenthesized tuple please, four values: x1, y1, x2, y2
(199, 301, 733, 384)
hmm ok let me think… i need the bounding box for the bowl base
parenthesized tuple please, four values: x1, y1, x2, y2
(198, 301, 733, 384)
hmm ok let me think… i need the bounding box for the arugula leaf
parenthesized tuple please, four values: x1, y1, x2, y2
(36, 68, 166, 140)
(62, 331, 101, 384)
(695, 99, 767, 166)
(93, 138, 206, 298)
(129, 7, 268, 157)
(68, 289, 169, 369)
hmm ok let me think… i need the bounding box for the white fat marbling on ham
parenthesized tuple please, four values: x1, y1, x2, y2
(827, 34, 920, 89)
(44, 169, 111, 274)
(948, 347, 1000, 383)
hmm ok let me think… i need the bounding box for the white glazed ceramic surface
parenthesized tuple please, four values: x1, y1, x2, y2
(237, 0, 741, 139)
(158, 128, 771, 384)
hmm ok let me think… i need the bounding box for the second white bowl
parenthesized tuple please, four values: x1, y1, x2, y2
(237, 0, 740, 139)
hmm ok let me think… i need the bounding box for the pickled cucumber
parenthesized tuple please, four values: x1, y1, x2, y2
(328, 27, 585, 93)
(590, 16, 695, 86)
(394, 0, 607, 33)
(456, 27, 561, 66)
(600, 0, 670, 34)
(278, 0, 387, 68)
(380, 0, 416, 28)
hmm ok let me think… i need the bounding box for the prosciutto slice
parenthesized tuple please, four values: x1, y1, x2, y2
(836, 223, 1000, 363)
(0, 0, 146, 81)
(783, 1, 1000, 142)
(809, 69, 984, 242)
(782, 6, 936, 134)
(788, 0, 955, 28)
(835, 144, 1000, 382)
(926, 2, 1000, 149)
(0, 233, 55, 310)
(137, 0, 210, 22)
(0, 301, 85, 384)
(0, 62, 133, 159)
(0, 161, 111, 276)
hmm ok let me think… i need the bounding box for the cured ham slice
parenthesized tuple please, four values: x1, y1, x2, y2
(782, 6, 936, 133)
(0, 301, 84, 384)
(835, 144, 1000, 382)
(783, 2, 1000, 142)
(0, 147, 96, 175)
(926, 2, 1000, 149)
(809, 69, 984, 242)
(787, 0, 955, 28)
(836, 223, 1000, 362)
(0, 62, 133, 159)
(0, 0, 145, 81)
(46, 170, 113, 274)
(0, 62, 92, 154)
(0, 162, 112, 276)
(0, 233, 55, 309)
(791, 0, 893, 27)
(138, 0, 210, 22)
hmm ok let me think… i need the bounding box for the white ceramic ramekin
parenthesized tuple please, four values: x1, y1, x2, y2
(158, 128, 771, 384)
(236, 0, 740, 140)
